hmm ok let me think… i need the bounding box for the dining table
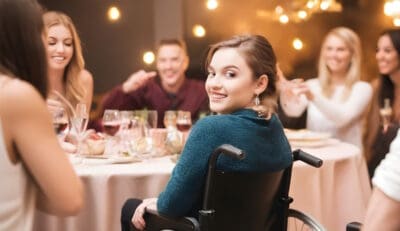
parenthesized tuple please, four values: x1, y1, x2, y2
(33, 139, 371, 231)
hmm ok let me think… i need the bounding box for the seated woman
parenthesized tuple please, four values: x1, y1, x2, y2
(120, 34, 292, 231)
(280, 27, 372, 148)
(0, 0, 83, 230)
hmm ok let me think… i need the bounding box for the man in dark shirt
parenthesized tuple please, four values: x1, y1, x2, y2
(97, 39, 208, 128)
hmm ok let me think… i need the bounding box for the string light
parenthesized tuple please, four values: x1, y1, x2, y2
(192, 24, 206, 37)
(206, 0, 218, 10)
(107, 6, 121, 21)
(143, 51, 155, 65)
(384, 0, 400, 27)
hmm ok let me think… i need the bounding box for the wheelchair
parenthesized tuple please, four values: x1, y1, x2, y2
(142, 144, 326, 231)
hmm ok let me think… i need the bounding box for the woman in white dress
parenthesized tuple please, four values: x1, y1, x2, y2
(280, 27, 372, 148)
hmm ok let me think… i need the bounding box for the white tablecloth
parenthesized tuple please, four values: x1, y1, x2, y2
(290, 142, 371, 231)
(33, 142, 371, 231)
(33, 156, 175, 231)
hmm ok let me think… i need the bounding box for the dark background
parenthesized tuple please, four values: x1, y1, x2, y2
(38, 0, 393, 96)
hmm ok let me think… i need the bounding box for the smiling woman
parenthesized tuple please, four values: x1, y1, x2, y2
(43, 11, 93, 113)
(120, 34, 292, 231)
(280, 27, 372, 149)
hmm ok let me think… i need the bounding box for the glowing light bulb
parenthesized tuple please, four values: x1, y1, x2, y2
(279, 14, 289, 24)
(292, 38, 304, 50)
(192, 24, 206, 37)
(143, 51, 155, 65)
(206, 0, 218, 10)
(108, 6, 121, 21)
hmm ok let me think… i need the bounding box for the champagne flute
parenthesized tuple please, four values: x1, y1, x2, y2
(71, 103, 89, 155)
(380, 98, 392, 133)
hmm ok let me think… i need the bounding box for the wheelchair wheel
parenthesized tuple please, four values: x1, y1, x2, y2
(287, 209, 325, 231)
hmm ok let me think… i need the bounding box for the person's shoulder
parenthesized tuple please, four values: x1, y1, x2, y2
(354, 80, 373, 91)
(78, 69, 93, 85)
(1, 78, 44, 114)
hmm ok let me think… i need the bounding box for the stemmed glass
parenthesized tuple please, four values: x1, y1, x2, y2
(176, 110, 192, 132)
(163, 110, 177, 128)
(102, 109, 121, 136)
(51, 106, 69, 141)
(380, 98, 393, 133)
(102, 109, 121, 156)
(71, 103, 89, 156)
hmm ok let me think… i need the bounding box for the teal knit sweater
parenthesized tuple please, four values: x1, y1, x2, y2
(157, 109, 292, 217)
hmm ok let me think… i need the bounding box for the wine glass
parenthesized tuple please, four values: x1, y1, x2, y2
(176, 110, 192, 132)
(51, 106, 69, 141)
(102, 109, 121, 136)
(163, 110, 177, 128)
(380, 98, 393, 133)
(71, 103, 89, 156)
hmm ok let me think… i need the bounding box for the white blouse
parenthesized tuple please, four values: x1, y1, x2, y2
(373, 129, 400, 202)
(281, 78, 373, 148)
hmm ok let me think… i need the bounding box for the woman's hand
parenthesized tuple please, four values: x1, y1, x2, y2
(131, 198, 158, 230)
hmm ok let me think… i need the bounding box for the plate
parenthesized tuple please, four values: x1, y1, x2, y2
(290, 138, 339, 148)
(109, 155, 141, 164)
(284, 129, 331, 142)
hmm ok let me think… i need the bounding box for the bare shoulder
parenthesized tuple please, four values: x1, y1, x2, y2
(78, 69, 93, 85)
(1, 78, 42, 104)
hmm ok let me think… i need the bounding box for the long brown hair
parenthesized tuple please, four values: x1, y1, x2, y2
(204, 34, 277, 116)
(0, 0, 47, 97)
(43, 11, 86, 107)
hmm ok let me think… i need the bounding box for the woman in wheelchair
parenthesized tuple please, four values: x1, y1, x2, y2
(120, 34, 292, 231)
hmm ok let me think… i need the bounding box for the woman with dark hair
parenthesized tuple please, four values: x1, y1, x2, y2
(365, 29, 400, 178)
(120, 34, 292, 231)
(0, 0, 83, 230)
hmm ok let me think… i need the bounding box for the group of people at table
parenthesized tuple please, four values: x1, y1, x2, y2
(1, 0, 400, 230)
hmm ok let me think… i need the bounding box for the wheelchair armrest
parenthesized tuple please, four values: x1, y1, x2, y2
(346, 221, 362, 231)
(144, 208, 200, 231)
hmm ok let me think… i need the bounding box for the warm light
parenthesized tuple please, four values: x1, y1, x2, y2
(292, 38, 304, 50)
(107, 6, 121, 21)
(297, 10, 308, 20)
(384, 0, 400, 26)
(206, 0, 218, 10)
(192, 24, 206, 37)
(320, 1, 331, 11)
(306, 0, 317, 9)
(275, 5, 284, 14)
(143, 51, 155, 65)
(394, 18, 400, 27)
(279, 14, 289, 24)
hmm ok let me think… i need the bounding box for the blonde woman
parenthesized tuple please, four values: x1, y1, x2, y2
(43, 11, 93, 112)
(280, 27, 372, 148)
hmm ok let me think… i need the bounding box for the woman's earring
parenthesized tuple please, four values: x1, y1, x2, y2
(254, 95, 260, 106)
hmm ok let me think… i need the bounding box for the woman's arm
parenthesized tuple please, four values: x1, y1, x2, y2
(79, 69, 93, 111)
(3, 80, 83, 216)
(311, 82, 373, 127)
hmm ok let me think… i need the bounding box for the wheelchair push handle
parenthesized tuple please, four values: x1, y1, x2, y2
(215, 144, 245, 160)
(292, 149, 323, 168)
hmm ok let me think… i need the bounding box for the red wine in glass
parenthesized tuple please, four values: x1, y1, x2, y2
(103, 122, 121, 136)
(54, 121, 68, 134)
(177, 122, 191, 132)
